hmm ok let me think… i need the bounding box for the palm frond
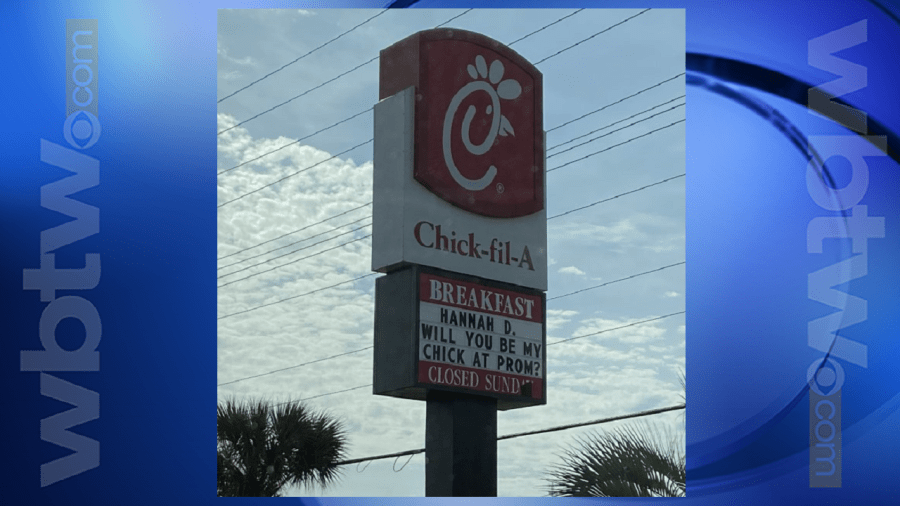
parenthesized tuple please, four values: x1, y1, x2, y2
(217, 396, 348, 497)
(546, 419, 685, 497)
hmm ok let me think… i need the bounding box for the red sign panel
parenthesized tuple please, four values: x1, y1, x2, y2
(418, 361, 544, 400)
(419, 272, 543, 323)
(380, 29, 544, 218)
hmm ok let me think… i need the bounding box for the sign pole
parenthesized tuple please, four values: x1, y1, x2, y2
(425, 390, 497, 497)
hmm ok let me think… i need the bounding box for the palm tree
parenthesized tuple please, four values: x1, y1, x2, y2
(545, 419, 685, 497)
(547, 372, 686, 497)
(217, 397, 348, 497)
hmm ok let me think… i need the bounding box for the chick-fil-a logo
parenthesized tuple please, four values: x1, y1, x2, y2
(379, 29, 545, 218)
(442, 54, 521, 192)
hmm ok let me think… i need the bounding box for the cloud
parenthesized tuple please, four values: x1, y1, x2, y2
(217, 41, 256, 67)
(558, 266, 585, 276)
(565, 315, 674, 345)
(664, 290, 679, 297)
(546, 309, 579, 332)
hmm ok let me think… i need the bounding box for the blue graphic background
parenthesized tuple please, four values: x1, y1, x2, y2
(2, 0, 899, 504)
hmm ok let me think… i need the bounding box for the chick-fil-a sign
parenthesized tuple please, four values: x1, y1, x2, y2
(380, 29, 544, 218)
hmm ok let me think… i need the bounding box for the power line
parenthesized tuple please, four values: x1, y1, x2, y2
(216, 261, 684, 386)
(548, 311, 685, 346)
(507, 9, 584, 46)
(334, 403, 684, 467)
(218, 221, 370, 279)
(217, 10, 389, 104)
(547, 73, 684, 133)
(547, 262, 685, 301)
(547, 119, 685, 174)
(218, 56, 380, 136)
(534, 9, 651, 65)
(218, 273, 378, 320)
(218, 170, 684, 317)
(216, 73, 682, 185)
(219, 172, 682, 291)
(547, 173, 685, 221)
(217, 9, 473, 137)
(219, 9, 654, 139)
(218, 113, 684, 263)
(271, 385, 372, 409)
(217, 107, 372, 176)
(218, 214, 371, 271)
(217, 346, 373, 387)
(215, 9, 613, 179)
(547, 104, 684, 160)
(217, 233, 372, 289)
(547, 97, 684, 153)
(434, 8, 472, 28)
(217, 138, 373, 209)
(217, 102, 681, 222)
(218, 202, 371, 261)
(282, 384, 372, 406)
(250, 311, 684, 404)
(498, 403, 685, 440)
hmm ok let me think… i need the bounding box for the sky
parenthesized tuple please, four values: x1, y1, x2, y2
(217, 8, 685, 497)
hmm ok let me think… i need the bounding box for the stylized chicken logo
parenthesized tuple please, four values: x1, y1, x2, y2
(442, 55, 522, 192)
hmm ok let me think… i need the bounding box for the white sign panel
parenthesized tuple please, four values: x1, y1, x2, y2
(372, 87, 548, 290)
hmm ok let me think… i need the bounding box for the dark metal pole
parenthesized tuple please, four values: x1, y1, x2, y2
(425, 390, 497, 497)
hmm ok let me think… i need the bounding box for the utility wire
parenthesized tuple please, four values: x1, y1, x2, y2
(549, 311, 685, 346)
(218, 56, 380, 136)
(217, 103, 683, 256)
(217, 261, 683, 386)
(219, 9, 655, 138)
(217, 11, 585, 178)
(217, 10, 389, 104)
(234, 311, 684, 403)
(218, 221, 371, 279)
(216, 10, 646, 179)
(218, 104, 681, 219)
(547, 173, 685, 220)
(218, 9, 472, 136)
(217, 233, 372, 288)
(218, 171, 684, 316)
(274, 384, 372, 408)
(547, 73, 684, 133)
(334, 403, 684, 467)
(434, 8, 472, 28)
(217, 74, 682, 188)
(547, 97, 684, 153)
(217, 138, 372, 209)
(547, 261, 685, 301)
(218, 346, 373, 387)
(217, 108, 372, 175)
(218, 202, 371, 261)
(219, 172, 682, 291)
(218, 273, 378, 320)
(497, 403, 685, 440)
(534, 9, 651, 65)
(219, 215, 371, 271)
(547, 104, 684, 160)
(507, 9, 584, 46)
(547, 119, 685, 174)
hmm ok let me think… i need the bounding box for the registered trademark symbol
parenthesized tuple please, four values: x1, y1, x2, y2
(496, 183, 504, 194)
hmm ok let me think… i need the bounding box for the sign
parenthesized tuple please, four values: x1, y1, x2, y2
(380, 29, 544, 218)
(372, 29, 547, 291)
(373, 266, 546, 410)
(418, 272, 544, 400)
